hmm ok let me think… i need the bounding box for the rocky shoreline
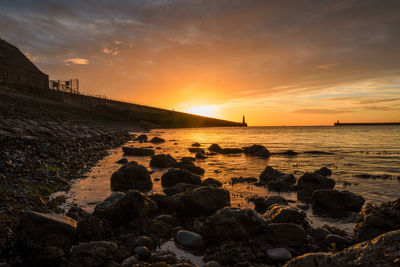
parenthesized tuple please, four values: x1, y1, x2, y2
(2, 128, 400, 266)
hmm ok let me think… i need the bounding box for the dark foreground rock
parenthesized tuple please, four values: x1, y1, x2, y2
(69, 241, 124, 267)
(297, 172, 335, 199)
(314, 167, 332, 177)
(285, 229, 400, 267)
(250, 196, 288, 214)
(259, 166, 296, 191)
(110, 161, 152, 192)
(161, 168, 202, 187)
(266, 223, 306, 247)
(173, 161, 205, 175)
(202, 178, 223, 187)
(265, 205, 309, 230)
(163, 183, 199, 196)
(243, 144, 270, 157)
(175, 230, 205, 249)
(354, 198, 400, 243)
(312, 189, 365, 214)
(150, 154, 177, 168)
(173, 186, 230, 216)
(122, 146, 155, 156)
(93, 190, 156, 226)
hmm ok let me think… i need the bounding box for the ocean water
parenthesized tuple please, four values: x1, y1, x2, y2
(62, 126, 400, 233)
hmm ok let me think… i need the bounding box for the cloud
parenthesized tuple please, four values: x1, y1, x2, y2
(316, 63, 338, 69)
(292, 109, 353, 114)
(64, 58, 89, 65)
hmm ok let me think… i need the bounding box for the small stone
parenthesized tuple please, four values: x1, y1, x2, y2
(135, 236, 155, 249)
(312, 227, 331, 240)
(191, 143, 201, 147)
(325, 234, 349, 250)
(175, 230, 205, 249)
(134, 246, 151, 260)
(266, 247, 292, 261)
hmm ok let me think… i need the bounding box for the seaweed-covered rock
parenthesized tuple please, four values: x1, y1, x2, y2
(122, 146, 154, 156)
(150, 154, 177, 168)
(93, 190, 156, 226)
(243, 144, 270, 157)
(69, 241, 124, 267)
(312, 189, 365, 213)
(111, 162, 152, 192)
(173, 186, 230, 216)
(354, 198, 400, 243)
(285, 230, 400, 267)
(266, 223, 306, 247)
(202, 208, 269, 244)
(134, 134, 148, 142)
(161, 168, 202, 187)
(297, 172, 335, 199)
(76, 216, 114, 242)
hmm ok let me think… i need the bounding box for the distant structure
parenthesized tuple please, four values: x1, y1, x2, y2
(0, 39, 49, 89)
(50, 79, 79, 93)
(241, 115, 248, 126)
(334, 120, 400, 126)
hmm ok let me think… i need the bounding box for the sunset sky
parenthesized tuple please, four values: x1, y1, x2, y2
(1, 0, 400, 126)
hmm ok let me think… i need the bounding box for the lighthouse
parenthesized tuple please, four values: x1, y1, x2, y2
(241, 115, 247, 126)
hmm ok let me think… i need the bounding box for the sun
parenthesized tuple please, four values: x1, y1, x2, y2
(184, 105, 219, 118)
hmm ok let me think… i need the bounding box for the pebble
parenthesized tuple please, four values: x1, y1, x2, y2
(175, 230, 205, 249)
(326, 234, 349, 250)
(312, 227, 330, 240)
(134, 246, 151, 260)
(135, 236, 155, 249)
(266, 248, 292, 261)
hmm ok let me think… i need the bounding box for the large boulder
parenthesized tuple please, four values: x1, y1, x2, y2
(173, 186, 230, 216)
(161, 168, 202, 187)
(265, 205, 309, 230)
(285, 229, 400, 267)
(15, 210, 77, 251)
(297, 172, 335, 199)
(122, 146, 154, 156)
(259, 166, 296, 191)
(354, 198, 400, 243)
(202, 208, 269, 244)
(111, 162, 152, 192)
(150, 154, 177, 168)
(243, 144, 270, 157)
(312, 189, 365, 214)
(250, 196, 288, 214)
(149, 194, 179, 215)
(69, 241, 124, 267)
(266, 223, 306, 247)
(93, 190, 156, 226)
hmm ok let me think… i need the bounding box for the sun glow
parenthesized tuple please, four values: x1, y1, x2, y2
(184, 105, 219, 118)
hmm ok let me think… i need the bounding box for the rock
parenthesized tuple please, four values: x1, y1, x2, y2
(354, 198, 400, 243)
(314, 167, 332, 177)
(204, 261, 222, 267)
(69, 241, 124, 267)
(173, 161, 205, 175)
(115, 158, 128, 164)
(219, 148, 243, 154)
(325, 234, 350, 250)
(297, 172, 335, 199)
(66, 206, 91, 222)
(76, 215, 113, 242)
(265, 205, 309, 229)
(285, 229, 400, 267)
(121, 256, 138, 267)
(202, 208, 269, 244)
(312, 227, 330, 241)
(250, 196, 288, 214)
(134, 134, 148, 142)
(15, 210, 77, 250)
(93, 190, 156, 226)
(181, 157, 196, 162)
(243, 144, 270, 157)
(266, 223, 306, 247)
(135, 236, 155, 250)
(149, 193, 178, 214)
(161, 168, 202, 187)
(173, 186, 230, 216)
(188, 147, 205, 154)
(149, 251, 178, 264)
(175, 230, 205, 249)
(134, 246, 151, 260)
(150, 154, 177, 168)
(259, 166, 296, 191)
(150, 137, 165, 144)
(303, 150, 334, 155)
(208, 144, 222, 152)
(163, 183, 199, 196)
(266, 247, 292, 261)
(122, 146, 154, 156)
(230, 177, 258, 185)
(111, 161, 152, 192)
(195, 153, 207, 159)
(191, 142, 201, 147)
(312, 189, 365, 213)
(277, 150, 299, 156)
(202, 178, 222, 187)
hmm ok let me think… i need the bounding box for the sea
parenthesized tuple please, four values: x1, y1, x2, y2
(59, 125, 400, 234)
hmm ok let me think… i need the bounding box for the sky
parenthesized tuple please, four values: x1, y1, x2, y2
(1, 0, 400, 126)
